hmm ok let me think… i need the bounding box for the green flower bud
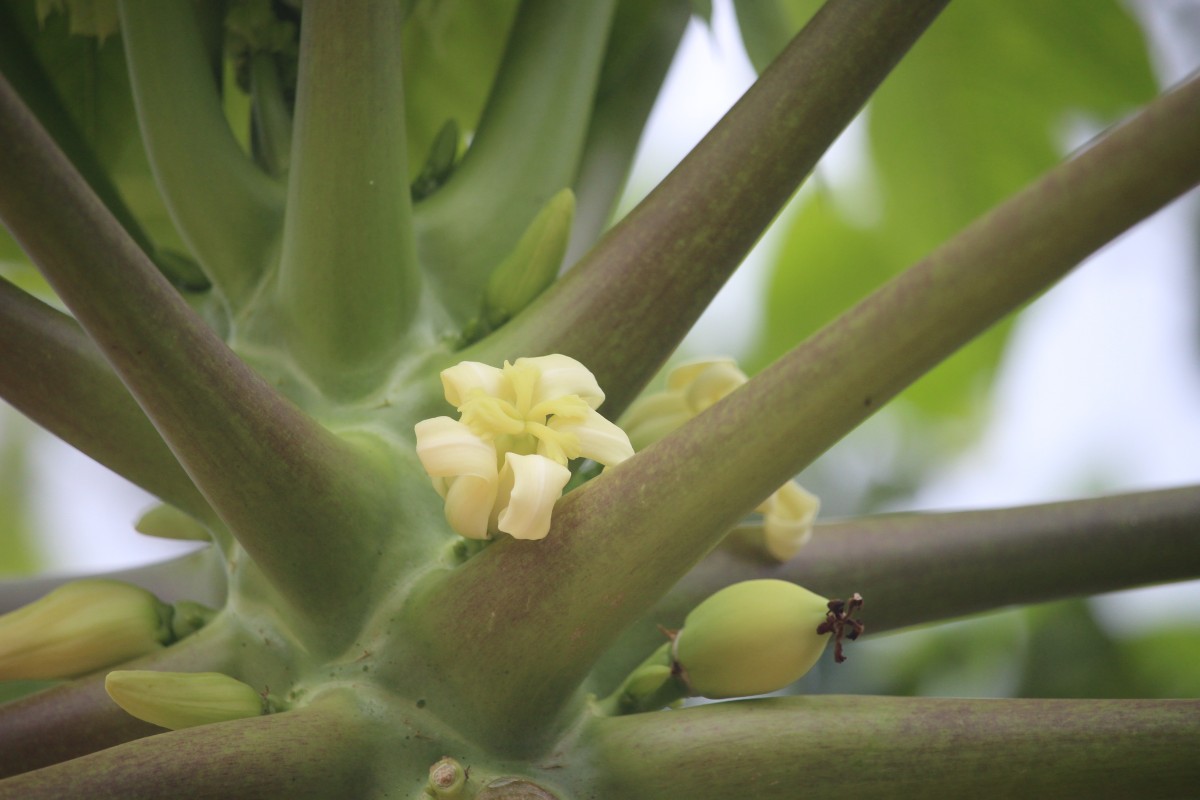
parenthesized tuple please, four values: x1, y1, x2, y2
(104, 670, 266, 730)
(0, 579, 172, 680)
(134, 504, 212, 542)
(624, 663, 673, 698)
(412, 119, 460, 201)
(482, 188, 576, 329)
(673, 579, 833, 699)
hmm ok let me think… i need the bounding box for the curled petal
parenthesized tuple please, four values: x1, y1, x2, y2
(522, 354, 605, 409)
(620, 391, 693, 451)
(680, 360, 747, 414)
(666, 358, 740, 393)
(444, 474, 500, 540)
(441, 361, 506, 408)
(555, 408, 634, 466)
(495, 453, 571, 540)
(756, 482, 820, 561)
(414, 417, 497, 479)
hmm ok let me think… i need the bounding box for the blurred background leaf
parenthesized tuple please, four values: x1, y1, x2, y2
(747, 0, 1156, 423)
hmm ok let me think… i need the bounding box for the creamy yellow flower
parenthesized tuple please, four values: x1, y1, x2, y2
(416, 355, 633, 541)
(621, 358, 820, 561)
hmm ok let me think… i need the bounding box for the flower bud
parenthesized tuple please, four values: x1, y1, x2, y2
(104, 670, 266, 730)
(134, 504, 212, 542)
(0, 579, 172, 680)
(476, 777, 559, 799)
(673, 579, 831, 699)
(483, 188, 575, 329)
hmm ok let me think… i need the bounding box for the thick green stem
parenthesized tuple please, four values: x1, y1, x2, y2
(278, 0, 418, 397)
(565, 0, 692, 264)
(414, 0, 616, 320)
(0, 277, 211, 521)
(409, 72, 1200, 748)
(0, 74, 394, 639)
(597, 485, 1200, 691)
(0, 619, 235, 779)
(582, 696, 1200, 799)
(119, 0, 284, 307)
(474, 0, 949, 415)
(0, 700, 375, 797)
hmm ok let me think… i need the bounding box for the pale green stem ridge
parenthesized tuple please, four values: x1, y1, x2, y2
(564, 0, 693, 265)
(408, 71, 1200, 750)
(0, 74, 394, 639)
(0, 701, 375, 797)
(414, 0, 616, 320)
(0, 619, 236, 780)
(597, 485, 1200, 691)
(582, 696, 1200, 799)
(0, 277, 212, 521)
(278, 0, 418, 398)
(473, 0, 950, 416)
(119, 0, 284, 308)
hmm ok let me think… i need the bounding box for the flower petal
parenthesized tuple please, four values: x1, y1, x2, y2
(441, 361, 506, 408)
(680, 360, 747, 414)
(620, 391, 692, 451)
(666, 358, 740, 392)
(414, 417, 497, 479)
(495, 453, 571, 540)
(553, 408, 634, 466)
(444, 474, 499, 540)
(521, 354, 605, 409)
(756, 482, 820, 561)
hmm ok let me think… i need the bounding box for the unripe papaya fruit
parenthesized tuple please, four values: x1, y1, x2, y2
(673, 579, 831, 699)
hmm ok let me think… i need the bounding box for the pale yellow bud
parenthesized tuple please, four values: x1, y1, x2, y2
(0, 579, 172, 680)
(104, 670, 266, 730)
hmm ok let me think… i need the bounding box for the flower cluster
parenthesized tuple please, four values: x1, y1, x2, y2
(415, 355, 633, 541)
(621, 358, 819, 561)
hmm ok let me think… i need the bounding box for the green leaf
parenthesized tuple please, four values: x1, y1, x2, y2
(752, 0, 1156, 422)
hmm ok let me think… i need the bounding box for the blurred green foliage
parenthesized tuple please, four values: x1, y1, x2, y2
(747, 0, 1156, 426)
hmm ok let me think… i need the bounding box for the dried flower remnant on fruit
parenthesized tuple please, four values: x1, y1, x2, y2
(415, 355, 633, 541)
(816, 592, 866, 663)
(621, 359, 820, 559)
(668, 580, 862, 699)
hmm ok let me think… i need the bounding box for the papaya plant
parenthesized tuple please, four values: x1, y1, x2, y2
(1, 0, 1198, 797)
